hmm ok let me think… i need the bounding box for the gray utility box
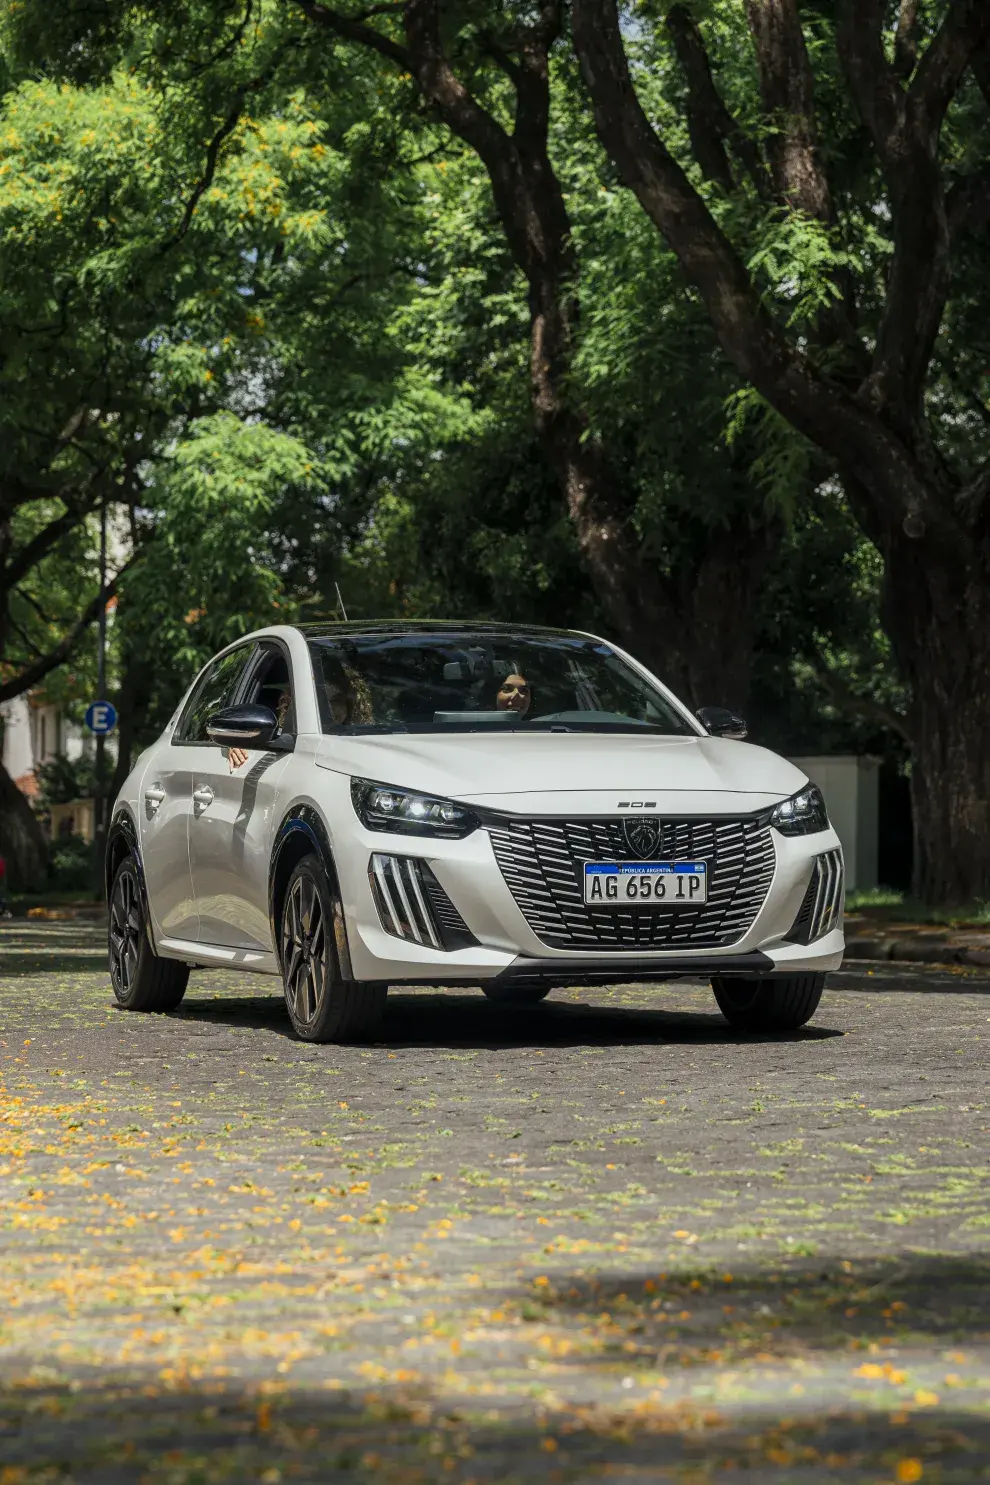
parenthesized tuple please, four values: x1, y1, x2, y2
(788, 755, 880, 893)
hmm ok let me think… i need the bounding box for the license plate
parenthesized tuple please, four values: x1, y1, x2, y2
(583, 861, 708, 906)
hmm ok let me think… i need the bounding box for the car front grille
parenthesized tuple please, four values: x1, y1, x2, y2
(487, 815, 776, 952)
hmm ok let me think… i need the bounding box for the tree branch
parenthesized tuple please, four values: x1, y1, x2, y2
(910, 0, 990, 131)
(665, 6, 756, 194)
(570, 0, 958, 542)
(2, 507, 83, 591)
(295, 0, 410, 66)
(947, 160, 990, 243)
(0, 558, 136, 705)
(49, 406, 94, 468)
(13, 587, 53, 629)
(478, 31, 523, 86)
(158, 91, 248, 254)
(834, 0, 990, 434)
(973, 39, 990, 107)
(893, 0, 921, 80)
(834, 2, 906, 166)
(812, 654, 912, 742)
(6, 614, 42, 662)
(743, 0, 831, 220)
(959, 458, 990, 517)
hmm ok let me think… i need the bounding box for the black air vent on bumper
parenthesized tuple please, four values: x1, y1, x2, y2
(487, 816, 775, 952)
(369, 855, 477, 952)
(786, 849, 844, 944)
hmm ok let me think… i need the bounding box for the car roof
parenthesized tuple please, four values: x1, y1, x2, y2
(294, 620, 593, 641)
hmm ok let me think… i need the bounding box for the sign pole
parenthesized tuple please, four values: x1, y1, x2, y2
(94, 503, 108, 898)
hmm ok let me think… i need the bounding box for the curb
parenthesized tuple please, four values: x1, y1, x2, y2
(844, 937, 990, 968)
(21, 905, 107, 923)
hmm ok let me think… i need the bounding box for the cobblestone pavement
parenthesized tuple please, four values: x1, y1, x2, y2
(1, 921, 989, 1482)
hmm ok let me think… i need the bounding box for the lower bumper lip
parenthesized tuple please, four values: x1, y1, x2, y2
(491, 950, 774, 987)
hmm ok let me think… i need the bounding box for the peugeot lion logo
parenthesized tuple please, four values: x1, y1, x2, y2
(622, 816, 661, 857)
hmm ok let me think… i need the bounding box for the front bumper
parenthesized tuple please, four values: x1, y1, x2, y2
(318, 781, 845, 985)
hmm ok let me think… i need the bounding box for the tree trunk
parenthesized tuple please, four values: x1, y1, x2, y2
(526, 287, 681, 655)
(524, 242, 783, 706)
(301, 0, 781, 719)
(0, 757, 49, 892)
(882, 526, 990, 904)
(680, 515, 780, 712)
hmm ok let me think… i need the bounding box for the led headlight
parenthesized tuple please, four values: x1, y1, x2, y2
(770, 783, 829, 836)
(351, 778, 478, 839)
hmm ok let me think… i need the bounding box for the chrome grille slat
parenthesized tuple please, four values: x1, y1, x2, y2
(405, 860, 441, 950)
(814, 848, 843, 938)
(389, 858, 424, 945)
(488, 816, 776, 952)
(371, 855, 402, 937)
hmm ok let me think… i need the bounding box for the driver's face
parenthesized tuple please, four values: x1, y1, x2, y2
(497, 674, 531, 715)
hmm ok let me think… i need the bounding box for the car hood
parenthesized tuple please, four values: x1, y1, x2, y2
(314, 732, 806, 813)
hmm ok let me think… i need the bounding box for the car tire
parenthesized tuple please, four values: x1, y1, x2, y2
(108, 857, 189, 1012)
(481, 982, 552, 1006)
(280, 855, 386, 1043)
(711, 973, 825, 1032)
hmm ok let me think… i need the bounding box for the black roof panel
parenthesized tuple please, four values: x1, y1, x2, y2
(296, 620, 588, 640)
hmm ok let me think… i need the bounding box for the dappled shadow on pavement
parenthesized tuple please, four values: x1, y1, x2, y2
(3, 1254, 990, 1481)
(173, 986, 843, 1050)
(832, 963, 990, 995)
(0, 922, 108, 978)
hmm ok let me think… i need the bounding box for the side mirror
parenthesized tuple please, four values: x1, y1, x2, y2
(206, 703, 279, 748)
(696, 705, 748, 741)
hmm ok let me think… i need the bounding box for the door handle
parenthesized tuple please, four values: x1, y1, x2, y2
(192, 785, 215, 813)
(144, 783, 166, 814)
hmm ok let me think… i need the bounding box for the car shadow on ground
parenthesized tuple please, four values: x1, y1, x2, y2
(170, 988, 844, 1050)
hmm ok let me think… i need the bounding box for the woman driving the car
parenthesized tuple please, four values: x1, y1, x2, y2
(495, 672, 532, 718)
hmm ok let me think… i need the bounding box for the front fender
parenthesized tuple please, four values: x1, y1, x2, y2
(269, 804, 354, 981)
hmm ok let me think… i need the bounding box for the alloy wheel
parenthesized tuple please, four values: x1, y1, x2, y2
(109, 868, 142, 997)
(282, 871, 328, 1027)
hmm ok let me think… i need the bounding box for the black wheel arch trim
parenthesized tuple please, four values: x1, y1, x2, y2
(269, 805, 354, 981)
(105, 806, 154, 947)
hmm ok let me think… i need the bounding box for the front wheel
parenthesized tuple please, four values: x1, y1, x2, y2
(280, 855, 386, 1043)
(711, 973, 825, 1032)
(108, 857, 189, 1011)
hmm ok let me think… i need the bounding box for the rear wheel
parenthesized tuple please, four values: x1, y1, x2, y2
(481, 982, 552, 1006)
(711, 973, 825, 1032)
(280, 855, 386, 1043)
(108, 857, 189, 1012)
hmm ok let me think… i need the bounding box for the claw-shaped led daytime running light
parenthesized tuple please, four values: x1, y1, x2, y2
(351, 778, 478, 839)
(770, 783, 829, 837)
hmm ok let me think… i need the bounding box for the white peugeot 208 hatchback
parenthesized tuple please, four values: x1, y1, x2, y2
(106, 622, 844, 1042)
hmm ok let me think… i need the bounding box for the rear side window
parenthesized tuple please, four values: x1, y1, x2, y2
(174, 646, 255, 743)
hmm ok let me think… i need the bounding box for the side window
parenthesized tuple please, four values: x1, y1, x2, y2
(243, 645, 296, 734)
(174, 646, 256, 744)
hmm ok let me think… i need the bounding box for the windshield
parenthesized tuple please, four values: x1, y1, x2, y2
(307, 630, 697, 735)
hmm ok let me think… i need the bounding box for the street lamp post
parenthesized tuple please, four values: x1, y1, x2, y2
(94, 502, 107, 898)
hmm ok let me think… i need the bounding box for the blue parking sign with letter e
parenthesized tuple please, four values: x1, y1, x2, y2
(85, 700, 118, 735)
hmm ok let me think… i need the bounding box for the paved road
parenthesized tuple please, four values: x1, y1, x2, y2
(1, 921, 989, 1482)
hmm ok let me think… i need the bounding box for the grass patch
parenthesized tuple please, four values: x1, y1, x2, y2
(845, 886, 990, 926)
